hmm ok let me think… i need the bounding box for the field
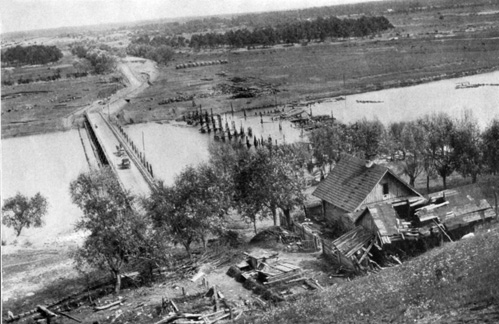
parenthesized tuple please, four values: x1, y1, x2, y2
(120, 5, 499, 124)
(1, 70, 125, 138)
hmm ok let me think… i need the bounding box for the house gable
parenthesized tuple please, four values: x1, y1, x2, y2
(358, 172, 421, 211)
(313, 154, 422, 213)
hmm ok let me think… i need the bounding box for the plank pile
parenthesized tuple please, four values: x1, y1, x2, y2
(323, 226, 378, 273)
(227, 252, 320, 302)
(154, 287, 242, 324)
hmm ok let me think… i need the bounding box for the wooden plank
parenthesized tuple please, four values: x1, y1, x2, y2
(213, 286, 219, 311)
(94, 300, 124, 311)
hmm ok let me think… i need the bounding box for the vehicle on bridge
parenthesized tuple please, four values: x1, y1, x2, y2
(119, 158, 130, 169)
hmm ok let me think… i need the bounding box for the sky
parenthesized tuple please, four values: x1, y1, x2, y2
(1, 0, 383, 34)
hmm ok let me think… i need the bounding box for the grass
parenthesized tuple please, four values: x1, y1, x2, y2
(123, 27, 499, 125)
(245, 221, 499, 323)
(1, 72, 124, 138)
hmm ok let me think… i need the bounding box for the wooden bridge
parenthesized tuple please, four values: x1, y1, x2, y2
(83, 111, 155, 197)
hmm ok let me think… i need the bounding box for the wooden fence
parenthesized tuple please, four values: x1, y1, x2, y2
(291, 222, 322, 252)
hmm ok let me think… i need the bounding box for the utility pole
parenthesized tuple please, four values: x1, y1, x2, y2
(142, 131, 145, 159)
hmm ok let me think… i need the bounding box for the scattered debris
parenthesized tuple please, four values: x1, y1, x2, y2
(227, 251, 319, 303)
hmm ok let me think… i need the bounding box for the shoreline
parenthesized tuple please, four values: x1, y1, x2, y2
(3, 65, 498, 139)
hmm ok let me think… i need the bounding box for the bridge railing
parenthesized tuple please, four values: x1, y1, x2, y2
(98, 112, 157, 191)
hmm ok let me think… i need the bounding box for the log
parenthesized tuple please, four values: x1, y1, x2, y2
(314, 279, 324, 290)
(56, 311, 82, 323)
(213, 286, 220, 311)
(36, 305, 57, 318)
(170, 300, 179, 313)
(210, 313, 230, 323)
(234, 309, 244, 320)
(94, 299, 124, 311)
(153, 314, 180, 324)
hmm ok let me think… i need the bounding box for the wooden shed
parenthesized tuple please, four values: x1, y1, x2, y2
(313, 154, 422, 230)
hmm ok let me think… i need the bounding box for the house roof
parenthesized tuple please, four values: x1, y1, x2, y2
(362, 204, 400, 236)
(332, 226, 374, 257)
(303, 186, 322, 208)
(312, 154, 420, 212)
(418, 184, 495, 229)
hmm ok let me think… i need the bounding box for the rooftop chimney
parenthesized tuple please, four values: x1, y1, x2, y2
(365, 154, 375, 168)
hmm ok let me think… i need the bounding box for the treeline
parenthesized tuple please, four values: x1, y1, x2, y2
(309, 111, 499, 191)
(2, 45, 63, 66)
(126, 34, 177, 65)
(128, 0, 479, 37)
(189, 16, 393, 48)
(70, 142, 310, 292)
(70, 44, 116, 74)
(130, 34, 187, 48)
(126, 44, 174, 65)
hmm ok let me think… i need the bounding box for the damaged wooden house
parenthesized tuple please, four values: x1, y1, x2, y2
(312, 154, 423, 229)
(312, 154, 497, 273)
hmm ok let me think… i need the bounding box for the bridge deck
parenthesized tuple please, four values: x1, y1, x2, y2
(86, 112, 151, 197)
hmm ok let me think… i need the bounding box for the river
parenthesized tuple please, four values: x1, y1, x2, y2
(310, 71, 499, 129)
(2, 71, 498, 245)
(1, 130, 89, 246)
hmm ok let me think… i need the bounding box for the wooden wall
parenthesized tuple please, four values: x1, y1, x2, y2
(356, 211, 376, 233)
(362, 173, 415, 208)
(324, 202, 354, 229)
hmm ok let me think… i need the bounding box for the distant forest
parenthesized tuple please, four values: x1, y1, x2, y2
(124, 0, 487, 37)
(189, 16, 393, 48)
(2, 45, 63, 66)
(130, 16, 393, 51)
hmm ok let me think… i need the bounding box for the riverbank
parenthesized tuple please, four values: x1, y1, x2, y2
(120, 34, 499, 126)
(1, 57, 157, 139)
(118, 66, 499, 131)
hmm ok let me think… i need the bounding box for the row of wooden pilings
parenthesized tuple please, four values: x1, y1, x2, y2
(184, 106, 286, 148)
(115, 124, 155, 179)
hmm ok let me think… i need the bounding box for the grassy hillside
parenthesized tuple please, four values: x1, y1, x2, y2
(248, 222, 499, 323)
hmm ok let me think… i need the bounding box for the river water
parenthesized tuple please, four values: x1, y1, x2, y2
(2, 71, 498, 244)
(311, 71, 499, 129)
(124, 71, 499, 184)
(1, 130, 89, 245)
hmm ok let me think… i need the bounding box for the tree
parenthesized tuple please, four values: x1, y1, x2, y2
(451, 110, 483, 183)
(482, 119, 499, 175)
(400, 121, 426, 187)
(143, 164, 229, 256)
(266, 144, 308, 227)
(2, 45, 63, 66)
(71, 44, 88, 58)
(150, 45, 174, 65)
(2, 192, 48, 237)
(230, 144, 307, 231)
(85, 52, 116, 74)
(309, 124, 346, 174)
(420, 113, 455, 189)
(350, 118, 386, 159)
(70, 168, 147, 293)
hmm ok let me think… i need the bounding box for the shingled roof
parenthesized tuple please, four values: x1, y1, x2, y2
(312, 154, 419, 212)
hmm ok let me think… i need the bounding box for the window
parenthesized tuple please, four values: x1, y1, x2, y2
(382, 183, 389, 195)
